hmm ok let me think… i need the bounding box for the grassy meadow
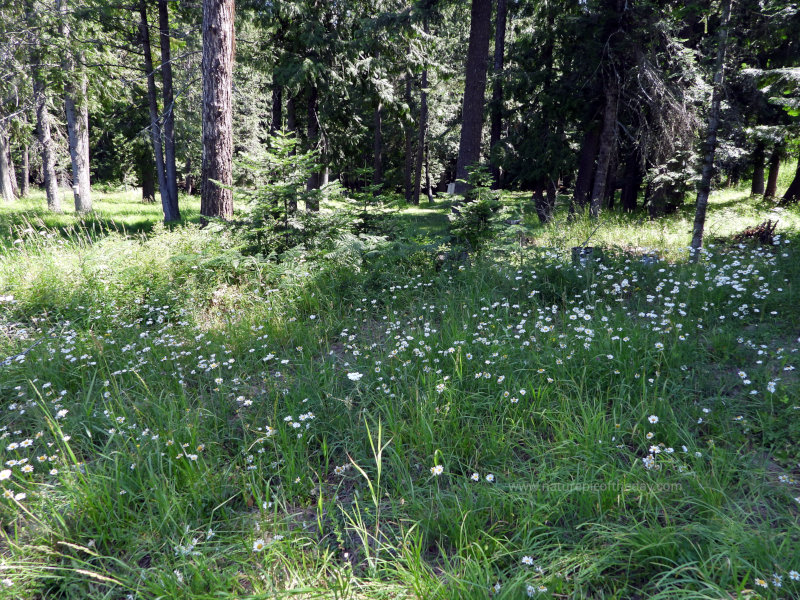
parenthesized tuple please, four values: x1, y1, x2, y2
(0, 182, 799, 599)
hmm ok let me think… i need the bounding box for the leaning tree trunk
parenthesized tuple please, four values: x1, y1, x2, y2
(489, 0, 507, 189)
(7, 149, 19, 198)
(373, 99, 383, 190)
(589, 76, 619, 218)
(158, 0, 180, 219)
(0, 122, 14, 202)
(764, 144, 781, 199)
(200, 0, 235, 220)
(570, 126, 600, 216)
(781, 148, 800, 204)
(453, 0, 493, 195)
(59, 0, 92, 212)
(750, 142, 765, 196)
(139, 0, 172, 220)
(690, 0, 732, 257)
(413, 64, 429, 206)
(403, 74, 414, 202)
(305, 85, 321, 210)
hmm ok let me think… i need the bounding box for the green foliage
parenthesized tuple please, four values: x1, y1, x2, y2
(449, 166, 502, 252)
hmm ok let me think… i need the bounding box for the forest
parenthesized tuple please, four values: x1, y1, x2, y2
(0, 0, 800, 598)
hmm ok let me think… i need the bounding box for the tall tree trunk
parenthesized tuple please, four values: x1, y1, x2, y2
(750, 142, 765, 196)
(404, 74, 414, 202)
(413, 63, 429, 206)
(286, 95, 297, 213)
(200, 0, 235, 220)
(34, 82, 60, 211)
(0, 122, 14, 202)
(373, 100, 383, 190)
(184, 156, 193, 196)
(690, 0, 732, 256)
(489, 0, 507, 188)
(140, 150, 156, 202)
(425, 142, 433, 202)
(764, 144, 781, 199)
(454, 0, 493, 195)
(305, 85, 321, 211)
(620, 149, 642, 212)
(139, 0, 171, 220)
(158, 0, 180, 219)
(589, 76, 619, 218)
(26, 0, 59, 210)
(7, 143, 20, 199)
(21, 143, 30, 197)
(781, 148, 800, 204)
(271, 85, 282, 135)
(570, 126, 600, 216)
(59, 0, 92, 212)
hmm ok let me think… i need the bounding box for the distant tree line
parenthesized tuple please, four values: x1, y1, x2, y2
(0, 0, 798, 248)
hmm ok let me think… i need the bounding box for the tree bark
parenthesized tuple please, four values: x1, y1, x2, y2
(454, 0, 493, 195)
(200, 0, 235, 220)
(764, 144, 781, 199)
(139, 0, 171, 220)
(424, 142, 433, 202)
(286, 94, 297, 213)
(489, 0, 507, 189)
(620, 149, 642, 212)
(34, 81, 60, 212)
(59, 0, 92, 212)
(184, 156, 193, 196)
(373, 100, 383, 190)
(690, 0, 732, 256)
(21, 143, 29, 197)
(140, 151, 156, 203)
(0, 122, 14, 202)
(589, 76, 619, 218)
(570, 126, 600, 216)
(404, 74, 414, 202)
(305, 84, 321, 210)
(7, 145, 19, 199)
(750, 142, 765, 196)
(413, 64, 428, 205)
(270, 85, 282, 135)
(158, 0, 180, 219)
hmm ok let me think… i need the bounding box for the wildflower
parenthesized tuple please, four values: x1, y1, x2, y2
(347, 372, 363, 382)
(772, 573, 782, 587)
(648, 415, 659, 424)
(485, 473, 495, 483)
(0, 470, 10, 481)
(430, 465, 444, 476)
(754, 578, 767, 588)
(521, 555, 534, 566)
(253, 538, 266, 552)
(789, 570, 799, 581)
(21, 465, 33, 473)
(470, 472, 479, 481)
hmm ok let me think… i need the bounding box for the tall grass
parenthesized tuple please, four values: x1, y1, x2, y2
(0, 189, 798, 599)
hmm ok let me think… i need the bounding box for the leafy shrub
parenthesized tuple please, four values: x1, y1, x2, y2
(449, 166, 502, 252)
